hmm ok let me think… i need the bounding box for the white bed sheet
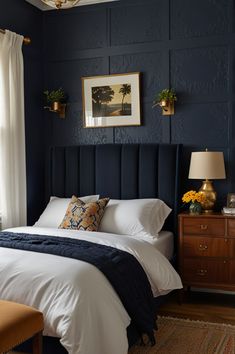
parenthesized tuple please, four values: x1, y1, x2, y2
(0, 227, 182, 354)
(148, 231, 174, 260)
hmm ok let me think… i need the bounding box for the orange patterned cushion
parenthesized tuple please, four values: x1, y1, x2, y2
(59, 196, 109, 232)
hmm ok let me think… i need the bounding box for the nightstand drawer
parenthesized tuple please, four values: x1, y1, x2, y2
(183, 218, 225, 236)
(183, 259, 229, 283)
(183, 236, 232, 258)
(227, 219, 235, 238)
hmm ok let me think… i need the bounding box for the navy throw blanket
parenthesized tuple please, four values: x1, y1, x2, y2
(0, 232, 157, 345)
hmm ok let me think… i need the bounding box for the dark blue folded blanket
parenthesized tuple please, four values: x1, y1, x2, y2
(0, 231, 157, 345)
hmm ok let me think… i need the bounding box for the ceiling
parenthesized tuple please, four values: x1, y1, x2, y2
(25, 0, 118, 11)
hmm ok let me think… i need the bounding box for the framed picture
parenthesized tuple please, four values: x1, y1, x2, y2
(227, 193, 235, 208)
(82, 72, 141, 128)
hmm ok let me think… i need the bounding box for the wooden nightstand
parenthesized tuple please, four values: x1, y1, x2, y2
(178, 212, 235, 293)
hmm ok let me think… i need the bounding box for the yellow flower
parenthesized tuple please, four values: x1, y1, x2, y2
(182, 190, 204, 204)
(194, 192, 206, 203)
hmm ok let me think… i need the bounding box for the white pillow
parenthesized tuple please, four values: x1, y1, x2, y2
(34, 195, 99, 228)
(99, 198, 171, 239)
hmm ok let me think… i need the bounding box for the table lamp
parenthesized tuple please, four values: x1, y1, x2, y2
(188, 150, 226, 212)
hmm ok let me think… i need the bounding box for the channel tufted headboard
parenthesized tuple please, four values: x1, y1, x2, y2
(47, 144, 181, 233)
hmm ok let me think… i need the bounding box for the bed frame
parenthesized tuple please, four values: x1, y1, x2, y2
(18, 143, 181, 354)
(46, 143, 181, 233)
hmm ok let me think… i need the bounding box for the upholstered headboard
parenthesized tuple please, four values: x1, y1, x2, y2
(47, 144, 181, 233)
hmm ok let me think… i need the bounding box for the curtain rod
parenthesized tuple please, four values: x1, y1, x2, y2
(0, 29, 31, 45)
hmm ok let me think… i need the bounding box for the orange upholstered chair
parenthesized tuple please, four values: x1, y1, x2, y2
(0, 300, 43, 354)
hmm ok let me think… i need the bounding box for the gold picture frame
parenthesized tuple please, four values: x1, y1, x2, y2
(82, 72, 141, 128)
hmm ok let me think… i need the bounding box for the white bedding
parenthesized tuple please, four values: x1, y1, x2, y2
(148, 230, 174, 260)
(0, 226, 182, 354)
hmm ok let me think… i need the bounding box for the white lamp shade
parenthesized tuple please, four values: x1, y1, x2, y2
(188, 151, 226, 180)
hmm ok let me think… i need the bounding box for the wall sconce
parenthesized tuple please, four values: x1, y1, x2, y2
(158, 99, 174, 115)
(152, 89, 177, 116)
(43, 88, 67, 119)
(45, 102, 66, 118)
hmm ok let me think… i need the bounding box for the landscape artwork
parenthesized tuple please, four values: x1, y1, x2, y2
(92, 84, 132, 118)
(82, 73, 140, 128)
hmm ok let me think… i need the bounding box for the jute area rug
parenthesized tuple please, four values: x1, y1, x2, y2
(129, 316, 235, 354)
(8, 316, 235, 354)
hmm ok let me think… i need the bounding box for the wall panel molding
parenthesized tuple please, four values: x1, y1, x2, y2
(44, 0, 234, 205)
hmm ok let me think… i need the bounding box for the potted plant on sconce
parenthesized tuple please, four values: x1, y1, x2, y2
(153, 88, 177, 115)
(43, 88, 67, 118)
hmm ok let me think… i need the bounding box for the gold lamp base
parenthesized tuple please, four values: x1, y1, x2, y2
(198, 179, 216, 213)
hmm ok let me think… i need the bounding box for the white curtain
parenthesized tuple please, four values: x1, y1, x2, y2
(0, 30, 27, 229)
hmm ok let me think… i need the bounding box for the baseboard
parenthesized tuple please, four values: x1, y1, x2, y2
(192, 287, 235, 295)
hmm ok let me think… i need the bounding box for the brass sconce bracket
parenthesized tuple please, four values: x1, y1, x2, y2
(158, 100, 174, 115)
(152, 89, 177, 116)
(44, 102, 66, 118)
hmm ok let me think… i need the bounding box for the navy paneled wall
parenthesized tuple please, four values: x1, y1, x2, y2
(43, 0, 235, 208)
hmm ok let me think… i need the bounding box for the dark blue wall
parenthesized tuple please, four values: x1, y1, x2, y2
(3, 0, 234, 219)
(43, 0, 234, 208)
(1, 0, 44, 224)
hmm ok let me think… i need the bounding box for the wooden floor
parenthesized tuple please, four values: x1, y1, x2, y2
(9, 291, 235, 354)
(158, 290, 235, 325)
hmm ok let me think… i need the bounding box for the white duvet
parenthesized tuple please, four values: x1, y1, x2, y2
(0, 227, 182, 354)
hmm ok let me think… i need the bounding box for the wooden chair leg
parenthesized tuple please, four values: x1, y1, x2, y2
(32, 331, 43, 354)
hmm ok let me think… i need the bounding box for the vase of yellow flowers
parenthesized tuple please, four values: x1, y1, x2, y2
(182, 190, 205, 215)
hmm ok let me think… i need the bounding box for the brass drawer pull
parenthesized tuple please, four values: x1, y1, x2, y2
(199, 244, 208, 251)
(196, 269, 208, 276)
(200, 224, 208, 230)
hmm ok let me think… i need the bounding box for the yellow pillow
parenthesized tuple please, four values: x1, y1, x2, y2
(59, 196, 109, 232)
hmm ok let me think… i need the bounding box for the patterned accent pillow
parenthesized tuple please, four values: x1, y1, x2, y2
(59, 196, 110, 232)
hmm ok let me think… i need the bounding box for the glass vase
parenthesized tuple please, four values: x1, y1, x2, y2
(189, 201, 202, 215)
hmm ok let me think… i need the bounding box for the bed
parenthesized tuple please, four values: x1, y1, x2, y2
(0, 143, 182, 354)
